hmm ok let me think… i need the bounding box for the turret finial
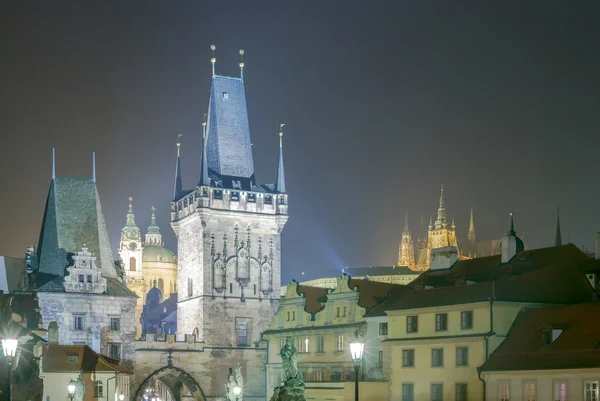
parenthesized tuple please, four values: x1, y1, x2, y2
(239, 49, 245, 82)
(276, 123, 286, 193)
(279, 123, 285, 149)
(210, 45, 216, 76)
(199, 112, 210, 186)
(555, 205, 562, 246)
(509, 212, 515, 235)
(128, 197, 133, 213)
(92, 152, 96, 182)
(151, 206, 156, 218)
(52, 147, 56, 180)
(174, 135, 183, 200)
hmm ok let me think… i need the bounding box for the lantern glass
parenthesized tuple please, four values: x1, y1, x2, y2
(2, 339, 18, 358)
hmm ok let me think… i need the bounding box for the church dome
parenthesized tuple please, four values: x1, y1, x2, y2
(142, 245, 177, 264)
(146, 280, 164, 305)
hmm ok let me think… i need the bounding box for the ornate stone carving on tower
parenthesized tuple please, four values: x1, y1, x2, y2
(398, 212, 416, 270)
(170, 47, 289, 348)
(427, 185, 458, 260)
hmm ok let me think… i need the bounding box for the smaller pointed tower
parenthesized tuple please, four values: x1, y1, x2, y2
(434, 185, 447, 229)
(501, 212, 525, 263)
(468, 208, 475, 245)
(119, 197, 143, 274)
(398, 212, 416, 269)
(145, 206, 163, 246)
(555, 206, 562, 246)
(276, 124, 286, 193)
(199, 117, 210, 187)
(173, 136, 183, 201)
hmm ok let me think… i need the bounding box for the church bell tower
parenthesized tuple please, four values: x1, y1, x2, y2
(171, 47, 288, 347)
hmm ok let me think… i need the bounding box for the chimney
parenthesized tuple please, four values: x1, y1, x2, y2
(430, 246, 458, 270)
(596, 232, 600, 259)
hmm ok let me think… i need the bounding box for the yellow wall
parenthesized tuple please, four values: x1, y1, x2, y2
(305, 381, 388, 401)
(484, 368, 600, 401)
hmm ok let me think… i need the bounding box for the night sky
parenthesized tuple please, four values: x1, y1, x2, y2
(1, 1, 599, 284)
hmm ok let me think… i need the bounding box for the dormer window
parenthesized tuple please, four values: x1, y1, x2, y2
(223, 92, 228, 99)
(541, 324, 565, 346)
(542, 329, 552, 346)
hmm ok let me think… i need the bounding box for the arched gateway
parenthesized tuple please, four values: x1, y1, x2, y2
(134, 365, 206, 401)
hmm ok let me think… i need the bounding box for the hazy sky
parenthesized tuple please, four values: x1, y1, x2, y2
(1, 1, 599, 283)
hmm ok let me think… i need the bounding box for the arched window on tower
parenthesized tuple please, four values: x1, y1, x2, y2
(158, 278, 164, 293)
(129, 257, 136, 271)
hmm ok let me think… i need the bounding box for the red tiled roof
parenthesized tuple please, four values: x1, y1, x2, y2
(481, 303, 600, 371)
(42, 344, 131, 374)
(349, 279, 405, 309)
(297, 285, 328, 314)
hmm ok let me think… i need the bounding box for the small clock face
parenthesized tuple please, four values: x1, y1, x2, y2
(129, 242, 137, 251)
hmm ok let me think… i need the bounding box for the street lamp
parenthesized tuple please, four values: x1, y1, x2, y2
(349, 330, 365, 401)
(2, 337, 18, 401)
(119, 394, 125, 401)
(67, 379, 77, 401)
(233, 385, 242, 400)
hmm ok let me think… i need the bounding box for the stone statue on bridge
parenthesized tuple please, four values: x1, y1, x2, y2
(225, 363, 243, 401)
(269, 336, 305, 401)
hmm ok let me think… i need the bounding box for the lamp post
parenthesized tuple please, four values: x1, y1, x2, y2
(349, 330, 364, 401)
(2, 337, 18, 401)
(233, 385, 242, 401)
(67, 379, 77, 401)
(119, 393, 125, 401)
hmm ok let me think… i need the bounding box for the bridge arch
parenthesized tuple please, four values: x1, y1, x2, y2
(134, 365, 206, 401)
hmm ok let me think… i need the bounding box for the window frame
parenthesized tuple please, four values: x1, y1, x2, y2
(378, 350, 384, 369)
(402, 349, 415, 367)
(407, 315, 418, 333)
(456, 346, 468, 366)
(435, 313, 448, 332)
(73, 314, 84, 331)
(461, 311, 473, 330)
(94, 380, 104, 397)
(431, 382, 443, 401)
(498, 379, 510, 401)
(585, 380, 599, 401)
(109, 343, 121, 360)
(379, 322, 388, 335)
(336, 334, 344, 352)
(110, 317, 120, 332)
(522, 379, 536, 401)
(431, 348, 444, 367)
(316, 336, 325, 353)
(402, 383, 414, 401)
(553, 379, 567, 401)
(455, 383, 467, 401)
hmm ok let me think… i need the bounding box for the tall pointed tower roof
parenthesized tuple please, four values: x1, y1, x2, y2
(199, 118, 210, 187)
(173, 138, 183, 201)
(434, 185, 447, 229)
(276, 124, 286, 193)
(121, 197, 141, 244)
(403, 212, 410, 234)
(37, 176, 118, 279)
(555, 207, 562, 246)
(205, 74, 255, 189)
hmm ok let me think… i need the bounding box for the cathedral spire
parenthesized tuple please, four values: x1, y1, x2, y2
(52, 147, 56, 180)
(92, 152, 96, 183)
(120, 197, 141, 250)
(468, 208, 475, 244)
(434, 185, 447, 229)
(174, 136, 183, 201)
(239, 49, 245, 82)
(146, 206, 162, 246)
(555, 206, 562, 246)
(199, 117, 210, 187)
(403, 212, 409, 234)
(276, 124, 286, 193)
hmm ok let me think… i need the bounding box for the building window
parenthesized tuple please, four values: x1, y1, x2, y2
(158, 278, 164, 293)
(129, 257, 136, 271)
(554, 381, 567, 401)
(585, 381, 599, 401)
(237, 321, 248, 346)
(431, 383, 443, 401)
(523, 380, 536, 401)
(292, 311, 295, 321)
(296, 337, 303, 353)
(498, 380, 510, 401)
(286, 311, 290, 321)
(316, 336, 324, 353)
(336, 334, 344, 352)
(223, 92, 228, 99)
(94, 380, 103, 397)
(455, 383, 467, 401)
(314, 369, 323, 382)
(461, 311, 473, 329)
(254, 284, 257, 295)
(109, 343, 121, 359)
(188, 278, 193, 297)
(279, 338, 285, 350)
(435, 314, 447, 331)
(86, 275, 92, 283)
(431, 348, 443, 367)
(343, 306, 347, 317)
(230, 282, 233, 294)
(110, 317, 120, 332)
(74, 315, 84, 331)
(403, 349, 415, 367)
(542, 329, 552, 346)
(336, 307, 340, 317)
(330, 370, 342, 381)
(456, 347, 468, 366)
(378, 322, 388, 335)
(78, 274, 85, 283)
(378, 350, 383, 368)
(402, 383, 414, 401)
(407, 315, 418, 333)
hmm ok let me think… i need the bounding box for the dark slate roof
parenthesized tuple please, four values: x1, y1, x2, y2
(36, 276, 136, 298)
(206, 75, 255, 190)
(297, 285, 329, 315)
(37, 177, 117, 279)
(481, 303, 600, 371)
(344, 266, 418, 277)
(365, 244, 594, 315)
(42, 344, 131, 373)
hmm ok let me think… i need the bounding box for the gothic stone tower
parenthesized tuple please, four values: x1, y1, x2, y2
(427, 186, 458, 265)
(398, 212, 415, 269)
(171, 64, 288, 348)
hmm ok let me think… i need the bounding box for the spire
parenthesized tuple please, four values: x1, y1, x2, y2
(52, 147, 56, 180)
(403, 212, 409, 234)
(119, 196, 141, 250)
(508, 212, 515, 235)
(434, 185, 447, 229)
(199, 117, 210, 187)
(276, 124, 286, 193)
(239, 49, 245, 82)
(92, 152, 96, 183)
(210, 45, 216, 77)
(468, 208, 475, 244)
(126, 197, 136, 227)
(173, 135, 183, 200)
(145, 206, 162, 245)
(555, 206, 562, 246)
